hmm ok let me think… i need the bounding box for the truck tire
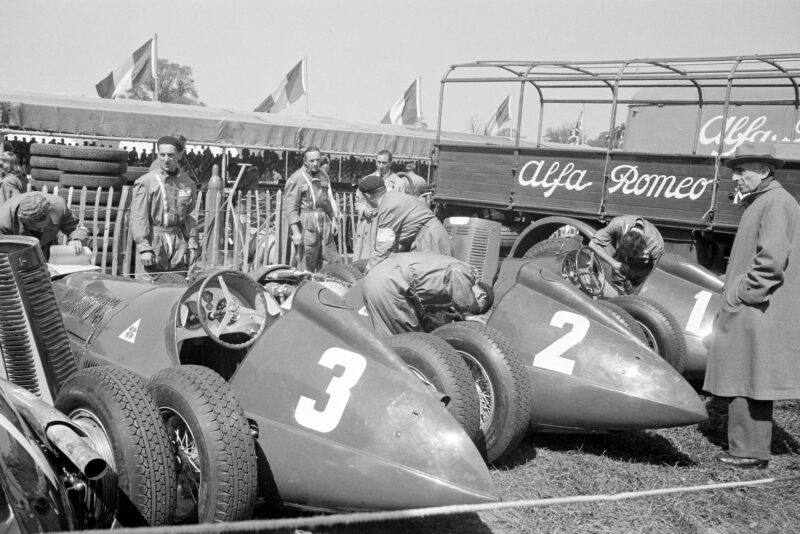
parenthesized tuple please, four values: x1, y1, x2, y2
(319, 262, 364, 284)
(147, 365, 258, 524)
(54, 366, 177, 527)
(522, 236, 582, 259)
(59, 158, 127, 175)
(60, 146, 128, 162)
(29, 155, 61, 170)
(608, 295, 688, 374)
(432, 322, 532, 464)
(60, 173, 125, 189)
(388, 332, 481, 443)
(30, 143, 63, 157)
(595, 300, 648, 343)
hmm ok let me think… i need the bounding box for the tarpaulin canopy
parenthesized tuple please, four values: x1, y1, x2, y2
(0, 88, 513, 159)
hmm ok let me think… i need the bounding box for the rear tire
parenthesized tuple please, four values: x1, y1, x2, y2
(147, 365, 258, 524)
(388, 332, 481, 442)
(432, 322, 532, 464)
(609, 295, 688, 374)
(54, 366, 177, 528)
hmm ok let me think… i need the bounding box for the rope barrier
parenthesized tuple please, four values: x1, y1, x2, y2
(64, 473, 800, 534)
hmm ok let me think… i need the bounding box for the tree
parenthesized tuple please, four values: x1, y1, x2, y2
(465, 115, 486, 134)
(126, 59, 205, 106)
(543, 122, 574, 144)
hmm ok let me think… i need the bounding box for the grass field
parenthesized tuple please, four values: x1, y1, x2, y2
(292, 396, 800, 534)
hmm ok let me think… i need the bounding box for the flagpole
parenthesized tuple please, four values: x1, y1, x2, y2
(416, 76, 421, 129)
(304, 55, 309, 116)
(153, 33, 159, 102)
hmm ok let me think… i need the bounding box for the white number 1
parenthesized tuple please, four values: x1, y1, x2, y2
(686, 290, 712, 335)
(295, 348, 367, 433)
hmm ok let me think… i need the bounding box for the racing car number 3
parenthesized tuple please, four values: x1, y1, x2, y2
(294, 348, 367, 433)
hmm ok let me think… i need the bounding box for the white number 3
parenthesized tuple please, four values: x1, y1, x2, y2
(294, 348, 367, 433)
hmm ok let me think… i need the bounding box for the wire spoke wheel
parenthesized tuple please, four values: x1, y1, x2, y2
(459, 351, 495, 432)
(161, 408, 201, 523)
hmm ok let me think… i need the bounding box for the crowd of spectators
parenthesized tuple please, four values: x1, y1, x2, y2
(2, 134, 431, 189)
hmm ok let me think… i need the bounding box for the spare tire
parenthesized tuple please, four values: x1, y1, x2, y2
(29, 155, 62, 170)
(608, 295, 688, 374)
(30, 168, 61, 182)
(388, 332, 480, 443)
(30, 143, 63, 157)
(59, 159, 127, 176)
(147, 366, 258, 524)
(432, 322, 533, 464)
(60, 173, 125, 189)
(54, 366, 177, 527)
(61, 146, 128, 162)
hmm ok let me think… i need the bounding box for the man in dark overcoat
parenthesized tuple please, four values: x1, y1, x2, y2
(703, 141, 800, 468)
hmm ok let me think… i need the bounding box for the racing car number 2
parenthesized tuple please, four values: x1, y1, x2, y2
(294, 348, 367, 433)
(532, 311, 589, 375)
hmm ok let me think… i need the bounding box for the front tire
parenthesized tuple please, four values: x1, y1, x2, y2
(54, 366, 177, 528)
(147, 365, 258, 523)
(432, 322, 533, 464)
(609, 295, 688, 374)
(388, 332, 480, 442)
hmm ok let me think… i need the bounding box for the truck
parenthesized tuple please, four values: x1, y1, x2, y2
(431, 54, 800, 271)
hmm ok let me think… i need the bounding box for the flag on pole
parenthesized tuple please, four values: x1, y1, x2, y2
(95, 38, 155, 99)
(381, 78, 420, 126)
(568, 109, 584, 144)
(485, 94, 512, 136)
(254, 59, 306, 113)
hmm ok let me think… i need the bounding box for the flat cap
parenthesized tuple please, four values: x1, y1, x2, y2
(358, 175, 386, 193)
(18, 192, 51, 221)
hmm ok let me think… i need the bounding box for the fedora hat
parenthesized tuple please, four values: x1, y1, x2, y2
(724, 141, 785, 169)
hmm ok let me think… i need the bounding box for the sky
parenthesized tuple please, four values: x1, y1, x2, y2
(5, 0, 800, 140)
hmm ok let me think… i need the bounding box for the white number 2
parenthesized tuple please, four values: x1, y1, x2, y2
(685, 290, 712, 335)
(294, 348, 367, 433)
(532, 311, 590, 375)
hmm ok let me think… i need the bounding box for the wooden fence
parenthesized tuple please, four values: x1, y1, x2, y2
(32, 184, 363, 277)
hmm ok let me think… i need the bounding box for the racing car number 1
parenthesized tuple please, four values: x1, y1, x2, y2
(294, 348, 367, 433)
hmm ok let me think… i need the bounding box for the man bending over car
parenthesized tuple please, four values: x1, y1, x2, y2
(588, 215, 664, 295)
(362, 252, 493, 338)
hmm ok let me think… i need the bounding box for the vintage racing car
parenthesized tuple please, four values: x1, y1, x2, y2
(0, 236, 179, 530)
(50, 264, 499, 521)
(514, 216, 723, 380)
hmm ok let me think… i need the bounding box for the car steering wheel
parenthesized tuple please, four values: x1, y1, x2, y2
(574, 246, 605, 297)
(196, 271, 269, 349)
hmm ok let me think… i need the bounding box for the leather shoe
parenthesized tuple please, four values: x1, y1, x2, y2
(716, 453, 768, 469)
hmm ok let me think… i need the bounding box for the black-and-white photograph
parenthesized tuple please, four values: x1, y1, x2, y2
(1, 1, 799, 532)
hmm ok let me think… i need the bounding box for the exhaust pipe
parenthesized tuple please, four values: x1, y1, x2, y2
(0, 379, 107, 480)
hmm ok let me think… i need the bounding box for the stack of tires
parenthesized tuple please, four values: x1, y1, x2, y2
(28, 143, 63, 191)
(58, 145, 128, 191)
(124, 165, 150, 185)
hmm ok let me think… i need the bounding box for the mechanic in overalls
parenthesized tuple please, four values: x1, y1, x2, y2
(131, 135, 198, 282)
(362, 252, 494, 338)
(588, 215, 664, 295)
(353, 150, 409, 259)
(358, 174, 453, 273)
(284, 146, 338, 272)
